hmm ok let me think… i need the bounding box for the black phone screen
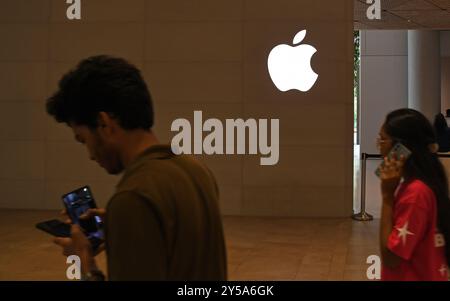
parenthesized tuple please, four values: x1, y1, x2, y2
(36, 219, 71, 237)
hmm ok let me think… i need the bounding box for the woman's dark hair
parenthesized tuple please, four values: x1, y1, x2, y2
(384, 108, 450, 265)
(434, 113, 448, 135)
(46, 55, 154, 130)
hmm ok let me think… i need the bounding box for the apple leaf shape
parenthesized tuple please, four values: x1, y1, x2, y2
(293, 30, 306, 45)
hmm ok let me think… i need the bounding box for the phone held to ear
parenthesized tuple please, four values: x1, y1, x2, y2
(375, 143, 412, 178)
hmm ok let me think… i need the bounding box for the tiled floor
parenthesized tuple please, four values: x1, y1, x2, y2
(0, 210, 380, 281)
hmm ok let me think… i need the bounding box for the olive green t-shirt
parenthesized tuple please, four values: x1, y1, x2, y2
(104, 144, 227, 280)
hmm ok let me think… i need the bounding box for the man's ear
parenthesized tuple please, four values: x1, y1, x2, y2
(97, 112, 116, 133)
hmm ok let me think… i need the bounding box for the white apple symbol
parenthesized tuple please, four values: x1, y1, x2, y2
(267, 30, 318, 92)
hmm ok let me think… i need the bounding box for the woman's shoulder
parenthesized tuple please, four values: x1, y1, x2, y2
(398, 179, 435, 207)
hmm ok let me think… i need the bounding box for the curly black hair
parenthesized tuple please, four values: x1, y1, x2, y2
(46, 55, 154, 130)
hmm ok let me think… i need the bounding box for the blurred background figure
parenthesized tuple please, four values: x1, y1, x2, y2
(434, 113, 450, 153)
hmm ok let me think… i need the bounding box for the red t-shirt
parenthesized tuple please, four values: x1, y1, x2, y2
(382, 179, 448, 281)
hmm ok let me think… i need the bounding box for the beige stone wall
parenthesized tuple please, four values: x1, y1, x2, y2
(0, 0, 354, 217)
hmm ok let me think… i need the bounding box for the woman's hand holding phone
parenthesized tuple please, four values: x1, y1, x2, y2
(380, 153, 406, 201)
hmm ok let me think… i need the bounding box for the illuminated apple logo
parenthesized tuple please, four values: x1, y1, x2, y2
(268, 30, 318, 92)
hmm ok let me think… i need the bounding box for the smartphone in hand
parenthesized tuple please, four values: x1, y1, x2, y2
(61, 186, 103, 235)
(375, 143, 412, 178)
(36, 219, 71, 237)
(35, 185, 104, 251)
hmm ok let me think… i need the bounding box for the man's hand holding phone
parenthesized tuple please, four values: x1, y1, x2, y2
(61, 207, 106, 223)
(59, 208, 106, 255)
(79, 208, 106, 220)
(35, 186, 107, 279)
(53, 223, 92, 257)
(53, 224, 98, 275)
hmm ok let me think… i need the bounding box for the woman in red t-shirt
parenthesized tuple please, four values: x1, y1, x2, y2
(378, 109, 450, 281)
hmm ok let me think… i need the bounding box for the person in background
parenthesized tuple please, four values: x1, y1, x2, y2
(433, 113, 450, 153)
(377, 108, 449, 281)
(46, 55, 227, 281)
